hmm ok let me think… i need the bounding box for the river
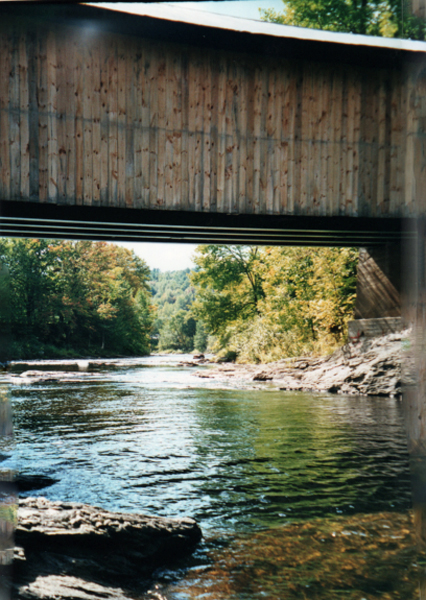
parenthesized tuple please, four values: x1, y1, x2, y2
(4, 355, 425, 599)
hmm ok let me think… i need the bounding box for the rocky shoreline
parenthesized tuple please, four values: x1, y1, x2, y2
(13, 497, 202, 600)
(194, 330, 410, 397)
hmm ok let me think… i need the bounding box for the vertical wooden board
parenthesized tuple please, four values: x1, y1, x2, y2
(351, 68, 362, 216)
(339, 70, 348, 215)
(401, 71, 411, 216)
(92, 39, 101, 206)
(261, 63, 281, 214)
(389, 71, 403, 215)
(209, 51, 218, 212)
(172, 49, 183, 210)
(186, 49, 195, 211)
(46, 31, 58, 203)
(117, 36, 127, 207)
(148, 46, 159, 208)
(366, 73, 380, 217)
(284, 61, 298, 214)
(229, 60, 239, 214)
(202, 49, 212, 212)
(319, 69, 330, 215)
(276, 64, 287, 215)
(133, 40, 143, 208)
(258, 65, 268, 214)
(299, 63, 312, 214)
(326, 67, 336, 215)
(369, 71, 380, 216)
(27, 31, 39, 202)
(294, 66, 305, 215)
(216, 54, 226, 213)
(344, 68, 356, 216)
(331, 66, 343, 217)
(411, 67, 426, 214)
(244, 64, 255, 214)
(55, 30, 68, 204)
(193, 53, 203, 212)
(64, 32, 76, 204)
(178, 49, 188, 211)
(382, 70, 392, 216)
(107, 39, 118, 207)
(164, 47, 175, 210)
(252, 64, 263, 213)
(141, 41, 151, 208)
(82, 40, 93, 206)
(0, 34, 11, 200)
(124, 38, 135, 208)
(38, 32, 48, 203)
(99, 36, 110, 206)
(9, 31, 21, 201)
(376, 70, 387, 215)
(236, 58, 248, 214)
(74, 33, 84, 206)
(369, 73, 380, 216)
(156, 46, 167, 208)
(311, 69, 322, 215)
(19, 32, 30, 200)
(357, 73, 368, 215)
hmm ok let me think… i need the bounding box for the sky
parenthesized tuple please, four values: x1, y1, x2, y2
(112, 0, 284, 272)
(117, 242, 199, 272)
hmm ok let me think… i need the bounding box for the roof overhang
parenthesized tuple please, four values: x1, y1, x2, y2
(3, 2, 426, 68)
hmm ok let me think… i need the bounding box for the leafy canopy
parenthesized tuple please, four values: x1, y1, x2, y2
(190, 245, 358, 362)
(260, 0, 426, 39)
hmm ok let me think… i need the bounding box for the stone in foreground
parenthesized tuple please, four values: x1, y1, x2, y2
(14, 497, 202, 599)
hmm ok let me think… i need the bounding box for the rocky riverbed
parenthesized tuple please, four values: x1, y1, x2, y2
(13, 497, 202, 600)
(194, 330, 411, 397)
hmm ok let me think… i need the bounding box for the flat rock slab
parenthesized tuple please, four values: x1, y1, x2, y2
(195, 330, 412, 397)
(14, 497, 202, 599)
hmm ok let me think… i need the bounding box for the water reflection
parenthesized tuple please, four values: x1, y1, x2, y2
(162, 512, 425, 600)
(2, 358, 421, 598)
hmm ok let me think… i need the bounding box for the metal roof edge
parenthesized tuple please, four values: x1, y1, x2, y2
(92, 2, 426, 54)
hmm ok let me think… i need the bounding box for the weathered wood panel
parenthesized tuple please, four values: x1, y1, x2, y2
(0, 20, 414, 217)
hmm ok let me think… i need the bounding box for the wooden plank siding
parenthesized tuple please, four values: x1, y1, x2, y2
(0, 20, 415, 218)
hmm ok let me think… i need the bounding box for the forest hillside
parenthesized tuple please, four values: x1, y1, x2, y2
(0, 240, 358, 363)
(0, 239, 152, 359)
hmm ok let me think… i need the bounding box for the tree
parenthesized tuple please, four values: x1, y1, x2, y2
(190, 245, 265, 347)
(259, 247, 358, 355)
(158, 310, 196, 352)
(190, 245, 358, 362)
(260, 0, 426, 39)
(193, 321, 208, 353)
(0, 239, 153, 358)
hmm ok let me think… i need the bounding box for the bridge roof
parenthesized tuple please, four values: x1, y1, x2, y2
(3, 2, 425, 68)
(96, 2, 426, 55)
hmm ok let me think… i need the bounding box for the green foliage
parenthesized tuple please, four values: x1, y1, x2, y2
(193, 321, 208, 353)
(0, 239, 152, 359)
(191, 245, 358, 362)
(190, 246, 265, 349)
(150, 269, 199, 352)
(260, 0, 426, 39)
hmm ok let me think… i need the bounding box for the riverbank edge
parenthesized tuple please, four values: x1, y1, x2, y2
(194, 329, 409, 397)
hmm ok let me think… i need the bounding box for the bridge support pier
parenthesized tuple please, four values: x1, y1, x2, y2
(354, 244, 401, 320)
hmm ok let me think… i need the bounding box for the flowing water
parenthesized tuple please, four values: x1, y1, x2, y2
(3, 356, 425, 599)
